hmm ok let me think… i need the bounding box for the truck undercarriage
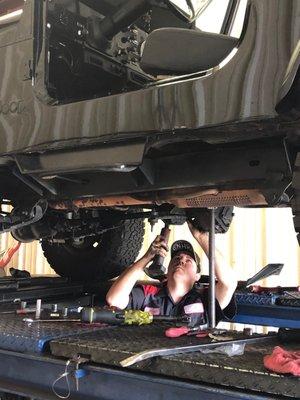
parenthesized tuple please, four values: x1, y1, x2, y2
(0, 2, 299, 399)
(0, 0, 299, 277)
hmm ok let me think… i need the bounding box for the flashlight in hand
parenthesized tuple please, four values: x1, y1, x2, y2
(145, 224, 171, 280)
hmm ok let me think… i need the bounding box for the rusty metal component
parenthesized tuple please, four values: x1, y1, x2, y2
(50, 189, 267, 210)
(172, 189, 267, 208)
(50, 196, 152, 210)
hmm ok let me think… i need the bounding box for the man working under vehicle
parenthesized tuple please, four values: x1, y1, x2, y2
(106, 223, 237, 327)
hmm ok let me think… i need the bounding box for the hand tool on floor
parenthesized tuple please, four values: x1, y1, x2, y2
(81, 307, 190, 325)
(120, 333, 277, 367)
(144, 223, 171, 280)
(199, 263, 286, 291)
(165, 326, 193, 338)
(277, 328, 300, 344)
(0, 298, 40, 315)
(239, 263, 284, 289)
(81, 307, 191, 325)
(249, 285, 300, 294)
(0, 308, 36, 315)
(35, 298, 42, 319)
(24, 318, 81, 323)
(165, 326, 231, 339)
(165, 325, 208, 338)
(23, 307, 191, 326)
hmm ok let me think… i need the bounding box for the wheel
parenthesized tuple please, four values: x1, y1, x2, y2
(41, 219, 145, 280)
(292, 152, 300, 245)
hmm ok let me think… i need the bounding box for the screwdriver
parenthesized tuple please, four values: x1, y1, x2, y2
(24, 307, 191, 326)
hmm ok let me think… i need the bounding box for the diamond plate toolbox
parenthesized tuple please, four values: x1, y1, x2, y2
(50, 323, 300, 398)
(0, 314, 110, 353)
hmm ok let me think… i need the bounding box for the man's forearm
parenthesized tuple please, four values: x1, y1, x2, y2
(106, 256, 150, 309)
(106, 234, 168, 309)
(195, 232, 235, 287)
(194, 232, 237, 309)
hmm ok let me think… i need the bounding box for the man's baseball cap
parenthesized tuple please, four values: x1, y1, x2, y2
(170, 240, 201, 272)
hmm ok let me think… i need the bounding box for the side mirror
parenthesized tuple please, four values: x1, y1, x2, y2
(140, 28, 238, 75)
(0, 0, 24, 27)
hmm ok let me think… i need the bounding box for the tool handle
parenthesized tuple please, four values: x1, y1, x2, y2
(250, 285, 300, 294)
(81, 307, 124, 324)
(245, 263, 284, 287)
(146, 226, 171, 279)
(277, 328, 300, 344)
(152, 226, 171, 266)
(165, 326, 189, 338)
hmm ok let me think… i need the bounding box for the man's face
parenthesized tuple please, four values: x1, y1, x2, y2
(167, 252, 200, 285)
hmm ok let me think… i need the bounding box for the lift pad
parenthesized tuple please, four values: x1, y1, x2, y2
(50, 323, 300, 398)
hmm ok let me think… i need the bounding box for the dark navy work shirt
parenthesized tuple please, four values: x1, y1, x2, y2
(127, 283, 236, 327)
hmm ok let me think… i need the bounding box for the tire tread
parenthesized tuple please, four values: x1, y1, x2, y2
(41, 219, 145, 280)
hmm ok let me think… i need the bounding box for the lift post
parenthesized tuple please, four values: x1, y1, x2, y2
(208, 207, 216, 328)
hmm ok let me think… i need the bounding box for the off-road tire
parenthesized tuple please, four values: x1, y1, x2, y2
(41, 219, 145, 281)
(292, 152, 300, 245)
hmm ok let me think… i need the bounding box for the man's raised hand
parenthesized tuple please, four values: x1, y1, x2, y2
(143, 235, 169, 263)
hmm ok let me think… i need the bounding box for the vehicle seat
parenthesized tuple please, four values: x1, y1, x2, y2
(140, 28, 238, 76)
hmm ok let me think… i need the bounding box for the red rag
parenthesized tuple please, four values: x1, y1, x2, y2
(264, 346, 300, 377)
